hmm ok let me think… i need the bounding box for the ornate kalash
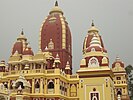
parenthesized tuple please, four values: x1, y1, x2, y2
(0, 1, 130, 100)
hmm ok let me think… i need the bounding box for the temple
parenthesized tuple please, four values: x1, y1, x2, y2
(0, 1, 130, 100)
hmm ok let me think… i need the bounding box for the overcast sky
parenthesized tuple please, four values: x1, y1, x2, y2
(0, 0, 133, 73)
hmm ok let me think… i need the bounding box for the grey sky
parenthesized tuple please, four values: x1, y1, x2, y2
(0, 0, 133, 73)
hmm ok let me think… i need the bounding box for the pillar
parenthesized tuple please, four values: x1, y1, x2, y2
(67, 83, 70, 97)
(40, 78, 43, 93)
(32, 78, 35, 93)
(20, 64, 22, 70)
(44, 78, 47, 94)
(77, 83, 79, 97)
(33, 63, 36, 69)
(55, 78, 60, 94)
(30, 63, 32, 70)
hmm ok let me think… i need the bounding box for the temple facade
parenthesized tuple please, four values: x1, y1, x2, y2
(0, 1, 130, 100)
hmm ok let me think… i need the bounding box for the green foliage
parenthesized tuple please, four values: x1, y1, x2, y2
(125, 65, 133, 99)
(125, 65, 133, 74)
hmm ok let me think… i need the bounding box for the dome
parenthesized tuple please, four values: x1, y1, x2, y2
(88, 26, 99, 33)
(17, 30, 27, 41)
(12, 40, 23, 55)
(23, 46, 34, 56)
(49, 1, 63, 15)
(83, 22, 104, 52)
(88, 21, 99, 32)
(11, 30, 28, 55)
(40, 9, 71, 51)
(112, 56, 124, 68)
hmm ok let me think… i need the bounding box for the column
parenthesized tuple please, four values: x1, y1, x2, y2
(8, 80, 10, 94)
(67, 83, 70, 97)
(32, 78, 35, 93)
(20, 64, 22, 70)
(76, 83, 78, 97)
(9, 64, 11, 74)
(41, 63, 43, 69)
(44, 78, 47, 94)
(30, 63, 32, 70)
(55, 78, 60, 94)
(33, 63, 36, 69)
(41, 63, 43, 73)
(40, 78, 43, 93)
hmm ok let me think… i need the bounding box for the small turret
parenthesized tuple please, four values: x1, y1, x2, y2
(23, 43, 34, 56)
(65, 61, 71, 74)
(53, 53, 61, 68)
(0, 60, 6, 72)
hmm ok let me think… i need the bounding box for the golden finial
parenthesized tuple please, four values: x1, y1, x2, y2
(91, 20, 94, 26)
(55, 1, 58, 6)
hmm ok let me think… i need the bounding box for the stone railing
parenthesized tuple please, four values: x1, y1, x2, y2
(5, 69, 44, 76)
(47, 69, 55, 74)
(3, 72, 9, 76)
(2, 69, 79, 80)
(70, 74, 78, 79)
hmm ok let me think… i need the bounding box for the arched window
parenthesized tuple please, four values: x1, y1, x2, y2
(15, 81, 24, 89)
(90, 92, 100, 100)
(88, 57, 99, 67)
(4, 82, 8, 89)
(117, 91, 122, 96)
(35, 80, 40, 88)
(102, 57, 108, 64)
(92, 96, 98, 100)
(70, 84, 77, 97)
(91, 48, 95, 52)
(48, 80, 54, 89)
(90, 88, 100, 100)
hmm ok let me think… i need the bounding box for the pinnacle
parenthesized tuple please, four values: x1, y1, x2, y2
(91, 20, 94, 26)
(21, 28, 24, 35)
(55, 1, 58, 6)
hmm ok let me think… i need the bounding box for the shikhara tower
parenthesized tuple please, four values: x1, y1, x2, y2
(0, 1, 130, 100)
(77, 22, 114, 100)
(39, 1, 72, 74)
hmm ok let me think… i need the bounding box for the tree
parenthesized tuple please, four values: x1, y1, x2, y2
(125, 65, 133, 99)
(125, 65, 133, 74)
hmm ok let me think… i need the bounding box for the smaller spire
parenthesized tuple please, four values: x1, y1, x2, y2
(21, 28, 24, 35)
(27, 42, 31, 48)
(56, 53, 59, 58)
(14, 50, 19, 55)
(37, 49, 42, 54)
(45, 46, 48, 50)
(55, 1, 58, 6)
(91, 20, 94, 26)
(116, 56, 121, 61)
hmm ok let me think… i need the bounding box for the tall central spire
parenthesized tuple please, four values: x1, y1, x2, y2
(40, 1, 72, 74)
